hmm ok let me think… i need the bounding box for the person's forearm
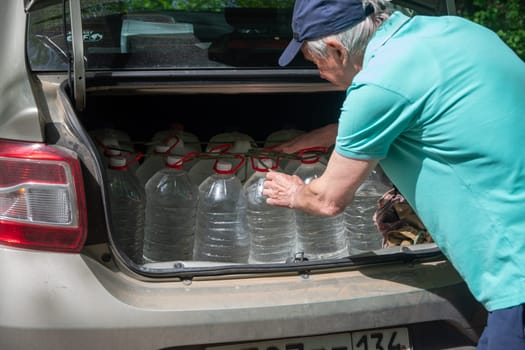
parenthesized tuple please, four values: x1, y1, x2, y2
(317, 123, 338, 148)
(273, 123, 338, 154)
(291, 178, 344, 216)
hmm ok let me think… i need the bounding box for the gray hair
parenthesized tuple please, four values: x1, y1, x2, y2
(304, 0, 394, 58)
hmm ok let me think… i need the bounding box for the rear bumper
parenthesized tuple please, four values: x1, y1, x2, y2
(0, 245, 486, 350)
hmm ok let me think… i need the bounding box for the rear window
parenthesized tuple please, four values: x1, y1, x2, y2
(27, 0, 309, 71)
(27, 0, 444, 72)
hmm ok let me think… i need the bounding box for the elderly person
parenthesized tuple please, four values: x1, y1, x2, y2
(263, 0, 525, 348)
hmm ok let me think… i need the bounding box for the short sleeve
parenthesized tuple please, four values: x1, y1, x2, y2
(335, 83, 418, 160)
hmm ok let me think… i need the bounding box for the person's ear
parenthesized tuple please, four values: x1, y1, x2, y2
(324, 39, 348, 65)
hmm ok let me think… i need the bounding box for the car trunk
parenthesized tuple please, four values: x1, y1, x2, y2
(71, 81, 441, 277)
(30, 0, 445, 277)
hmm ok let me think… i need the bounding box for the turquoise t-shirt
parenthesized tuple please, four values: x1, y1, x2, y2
(335, 11, 525, 311)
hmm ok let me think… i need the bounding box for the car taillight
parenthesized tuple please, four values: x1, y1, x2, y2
(0, 139, 87, 252)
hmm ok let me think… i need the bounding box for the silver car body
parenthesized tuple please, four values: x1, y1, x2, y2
(0, 1, 486, 349)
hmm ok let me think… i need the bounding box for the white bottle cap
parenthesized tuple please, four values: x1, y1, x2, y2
(216, 160, 233, 171)
(109, 156, 127, 168)
(103, 137, 121, 156)
(166, 156, 182, 166)
(155, 145, 171, 153)
(105, 148, 121, 157)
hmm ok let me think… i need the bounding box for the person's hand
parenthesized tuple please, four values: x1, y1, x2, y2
(271, 123, 338, 154)
(263, 171, 305, 208)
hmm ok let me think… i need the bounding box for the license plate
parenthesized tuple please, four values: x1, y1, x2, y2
(205, 327, 411, 350)
(352, 327, 411, 350)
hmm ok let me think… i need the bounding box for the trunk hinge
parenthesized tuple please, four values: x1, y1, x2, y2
(69, 0, 86, 111)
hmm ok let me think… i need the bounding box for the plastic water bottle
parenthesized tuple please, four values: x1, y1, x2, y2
(90, 128, 135, 155)
(143, 156, 199, 262)
(229, 139, 255, 183)
(264, 128, 305, 171)
(136, 136, 194, 188)
(147, 124, 202, 155)
(136, 144, 170, 188)
(345, 166, 392, 254)
(244, 158, 296, 264)
(188, 143, 232, 188)
(207, 134, 254, 183)
(283, 148, 329, 176)
(107, 156, 145, 264)
(96, 137, 140, 173)
(99, 137, 121, 167)
(193, 160, 249, 263)
(205, 131, 254, 152)
(293, 154, 348, 261)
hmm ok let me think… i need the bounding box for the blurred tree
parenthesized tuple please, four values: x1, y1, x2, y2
(456, 0, 524, 59)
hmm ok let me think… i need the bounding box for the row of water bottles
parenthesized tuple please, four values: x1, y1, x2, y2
(100, 127, 391, 264)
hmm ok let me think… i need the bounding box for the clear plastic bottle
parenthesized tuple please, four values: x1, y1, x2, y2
(90, 127, 135, 157)
(264, 128, 305, 171)
(136, 144, 171, 188)
(100, 137, 121, 167)
(205, 131, 254, 152)
(229, 139, 255, 183)
(293, 155, 348, 261)
(147, 123, 202, 155)
(188, 143, 231, 188)
(107, 156, 145, 264)
(136, 136, 194, 188)
(205, 132, 255, 183)
(193, 160, 249, 263)
(345, 166, 392, 254)
(97, 137, 139, 173)
(283, 148, 330, 176)
(244, 158, 296, 264)
(143, 156, 199, 262)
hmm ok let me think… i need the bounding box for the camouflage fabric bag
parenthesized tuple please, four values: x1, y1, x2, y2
(373, 187, 433, 247)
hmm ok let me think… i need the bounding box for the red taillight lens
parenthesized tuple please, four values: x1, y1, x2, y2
(0, 139, 87, 252)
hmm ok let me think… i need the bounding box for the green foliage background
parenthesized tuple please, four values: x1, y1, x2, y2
(456, 0, 524, 60)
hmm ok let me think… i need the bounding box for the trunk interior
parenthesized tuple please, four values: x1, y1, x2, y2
(82, 91, 346, 148)
(78, 88, 410, 275)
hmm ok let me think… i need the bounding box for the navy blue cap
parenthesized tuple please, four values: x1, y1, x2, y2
(279, 0, 374, 66)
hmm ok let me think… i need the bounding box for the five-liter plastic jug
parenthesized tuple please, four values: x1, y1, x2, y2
(264, 128, 306, 171)
(90, 127, 135, 155)
(188, 143, 231, 188)
(107, 156, 145, 264)
(99, 137, 121, 168)
(293, 152, 348, 261)
(283, 146, 330, 175)
(193, 160, 249, 263)
(244, 158, 296, 264)
(205, 131, 255, 152)
(206, 132, 255, 183)
(147, 124, 202, 155)
(96, 136, 139, 173)
(136, 136, 195, 187)
(345, 166, 392, 254)
(229, 139, 255, 182)
(143, 155, 199, 262)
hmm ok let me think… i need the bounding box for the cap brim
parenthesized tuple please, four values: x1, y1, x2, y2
(278, 39, 303, 67)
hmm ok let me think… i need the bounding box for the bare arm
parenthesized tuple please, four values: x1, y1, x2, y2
(264, 151, 378, 216)
(271, 123, 338, 154)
